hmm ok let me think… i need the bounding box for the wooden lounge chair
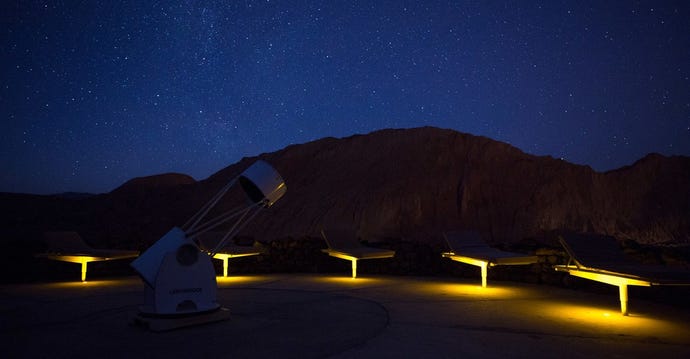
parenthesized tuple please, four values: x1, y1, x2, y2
(321, 229, 395, 278)
(554, 232, 690, 315)
(442, 230, 538, 287)
(36, 231, 139, 282)
(196, 232, 261, 277)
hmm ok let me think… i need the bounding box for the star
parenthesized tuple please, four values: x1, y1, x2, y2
(1, 1, 688, 194)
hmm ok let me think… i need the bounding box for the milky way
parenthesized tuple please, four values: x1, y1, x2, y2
(2, 1, 689, 194)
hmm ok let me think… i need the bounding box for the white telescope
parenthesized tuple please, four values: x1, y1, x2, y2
(130, 160, 286, 330)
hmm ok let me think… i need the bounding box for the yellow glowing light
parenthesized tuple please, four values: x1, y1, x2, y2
(372, 278, 527, 300)
(424, 282, 520, 299)
(323, 252, 360, 278)
(322, 248, 394, 279)
(443, 254, 490, 287)
(39, 254, 138, 282)
(314, 276, 384, 286)
(561, 268, 651, 287)
(215, 275, 274, 287)
(442, 251, 536, 288)
(555, 266, 652, 315)
(537, 302, 675, 330)
(212, 252, 259, 277)
(476, 298, 690, 345)
(40, 255, 103, 282)
(40, 277, 140, 290)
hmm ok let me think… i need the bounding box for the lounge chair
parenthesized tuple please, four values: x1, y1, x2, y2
(321, 229, 395, 278)
(554, 232, 690, 315)
(442, 230, 538, 287)
(36, 231, 139, 282)
(196, 232, 261, 277)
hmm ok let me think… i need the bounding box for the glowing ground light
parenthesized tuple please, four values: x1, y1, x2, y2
(555, 267, 652, 315)
(212, 253, 260, 277)
(324, 253, 360, 278)
(215, 275, 275, 287)
(39, 256, 104, 282)
(443, 256, 491, 288)
(314, 276, 385, 286)
(500, 300, 690, 345)
(322, 252, 395, 279)
(339, 279, 533, 301)
(421, 282, 525, 299)
(320, 230, 395, 279)
(42, 277, 139, 289)
(536, 302, 678, 331)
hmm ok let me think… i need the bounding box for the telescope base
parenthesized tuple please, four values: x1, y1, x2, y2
(130, 307, 230, 332)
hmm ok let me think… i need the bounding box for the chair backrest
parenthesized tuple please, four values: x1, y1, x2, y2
(43, 231, 94, 252)
(321, 229, 361, 250)
(443, 230, 489, 252)
(558, 232, 635, 268)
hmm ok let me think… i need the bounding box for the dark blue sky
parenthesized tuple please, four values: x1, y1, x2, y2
(2, 1, 689, 194)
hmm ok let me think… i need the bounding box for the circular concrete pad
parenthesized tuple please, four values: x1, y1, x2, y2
(1, 285, 387, 358)
(1, 275, 689, 358)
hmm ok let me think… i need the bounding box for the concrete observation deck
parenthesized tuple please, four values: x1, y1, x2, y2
(1, 274, 689, 358)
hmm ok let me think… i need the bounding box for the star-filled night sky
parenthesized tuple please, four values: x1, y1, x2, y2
(2, 1, 689, 194)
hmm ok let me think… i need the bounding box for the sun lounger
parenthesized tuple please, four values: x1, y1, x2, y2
(554, 232, 690, 315)
(321, 229, 395, 278)
(442, 230, 538, 287)
(196, 232, 262, 277)
(36, 231, 139, 281)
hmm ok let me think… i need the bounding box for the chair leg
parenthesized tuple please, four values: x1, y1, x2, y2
(223, 258, 229, 277)
(351, 259, 357, 279)
(619, 284, 628, 316)
(81, 262, 88, 282)
(480, 263, 488, 288)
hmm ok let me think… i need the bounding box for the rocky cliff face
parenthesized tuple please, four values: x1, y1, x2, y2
(2, 127, 689, 248)
(240, 127, 689, 246)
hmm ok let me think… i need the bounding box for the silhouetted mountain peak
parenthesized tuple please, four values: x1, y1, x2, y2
(111, 173, 196, 195)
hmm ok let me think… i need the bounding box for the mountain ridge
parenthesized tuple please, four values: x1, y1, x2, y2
(1, 126, 688, 249)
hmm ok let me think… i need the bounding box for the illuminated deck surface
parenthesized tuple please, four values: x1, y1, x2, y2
(1, 275, 689, 358)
